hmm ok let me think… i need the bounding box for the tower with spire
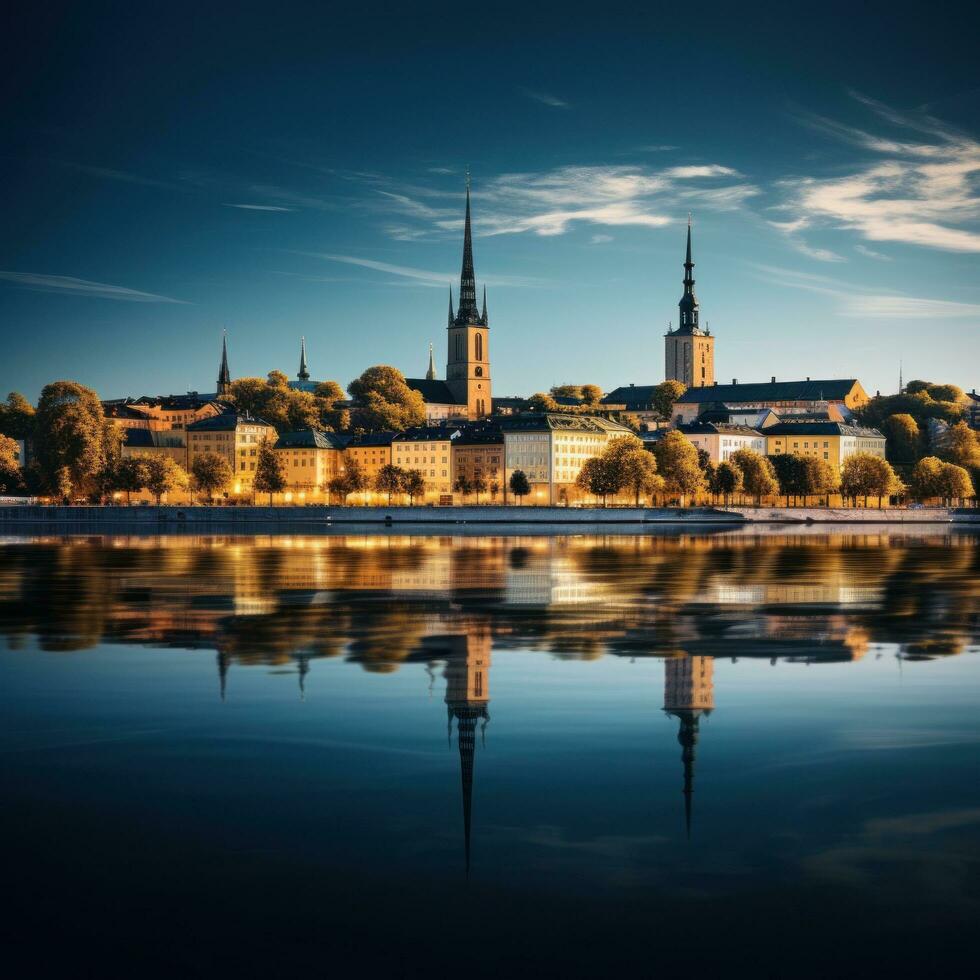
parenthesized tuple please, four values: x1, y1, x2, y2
(664, 217, 715, 389)
(217, 332, 231, 398)
(446, 173, 492, 419)
(297, 337, 310, 383)
(663, 655, 714, 839)
(426, 342, 436, 381)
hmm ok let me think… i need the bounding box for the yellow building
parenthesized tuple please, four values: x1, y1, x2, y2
(274, 430, 345, 495)
(765, 420, 885, 472)
(392, 427, 454, 501)
(501, 413, 634, 505)
(451, 426, 504, 499)
(186, 412, 277, 493)
(342, 432, 395, 489)
(104, 393, 225, 433)
(664, 219, 714, 389)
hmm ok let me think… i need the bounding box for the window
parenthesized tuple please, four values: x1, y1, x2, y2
(475, 333, 483, 361)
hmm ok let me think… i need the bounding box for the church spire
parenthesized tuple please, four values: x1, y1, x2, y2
(426, 342, 436, 381)
(448, 286, 455, 327)
(454, 173, 480, 325)
(676, 214, 700, 335)
(217, 331, 231, 396)
(297, 336, 310, 382)
(481, 285, 488, 326)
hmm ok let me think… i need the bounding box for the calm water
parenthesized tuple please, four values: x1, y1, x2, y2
(2, 529, 979, 977)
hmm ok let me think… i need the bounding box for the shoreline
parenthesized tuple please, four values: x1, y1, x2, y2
(0, 504, 974, 529)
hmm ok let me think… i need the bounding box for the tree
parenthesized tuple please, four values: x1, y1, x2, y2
(314, 380, 349, 431)
(603, 435, 663, 505)
(191, 452, 233, 503)
(0, 392, 35, 440)
(114, 456, 149, 504)
(401, 469, 426, 505)
(651, 380, 687, 421)
(911, 457, 974, 504)
(0, 435, 24, 494)
(927, 383, 964, 403)
(934, 462, 974, 504)
(840, 453, 898, 508)
(768, 453, 806, 505)
(347, 366, 425, 431)
(730, 448, 778, 505)
(528, 392, 560, 412)
(712, 460, 743, 506)
(375, 463, 406, 504)
(882, 413, 921, 463)
(575, 456, 619, 505)
(580, 384, 603, 405)
(254, 440, 287, 503)
(328, 459, 368, 504)
(143, 456, 188, 505)
(225, 374, 337, 433)
(549, 384, 583, 400)
(800, 456, 838, 505)
(453, 473, 473, 502)
(652, 430, 705, 503)
(936, 421, 980, 470)
(509, 469, 530, 504)
(471, 473, 488, 503)
(489, 480, 500, 503)
(34, 381, 116, 499)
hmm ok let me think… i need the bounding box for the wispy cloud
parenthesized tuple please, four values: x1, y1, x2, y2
(59, 162, 179, 189)
(590, 234, 613, 244)
(0, 271, 189, 303)
(521, 89, 569, 108)
(855, 244, 892, 261)
(304, 253, 545, 288)
(775, 95, 980, 254)
(751, 263, 980, 318)
(224, 203, 296, 212)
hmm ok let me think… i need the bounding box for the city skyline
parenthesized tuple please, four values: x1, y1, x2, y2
(3, 2, 979, 403)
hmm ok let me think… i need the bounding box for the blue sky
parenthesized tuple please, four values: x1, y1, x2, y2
(2, 0, 978, 402)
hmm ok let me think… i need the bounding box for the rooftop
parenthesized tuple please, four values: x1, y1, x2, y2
(186, 412, 275, 432)
(678, 379, 861, 404)
(404, 378, 465, 406)
(764, 421, 884, 438)
(500, 412, 634, 435)
(274, 429, 348, 450)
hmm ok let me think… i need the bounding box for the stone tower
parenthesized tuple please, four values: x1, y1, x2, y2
(446, 176, 491, 419)
(664, 218, 714, 388)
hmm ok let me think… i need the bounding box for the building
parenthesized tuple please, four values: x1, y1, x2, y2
(104, 393, 226, 433)
(764, 420, 886, 471)
(406, 377, 469, 423)
(186, 412, 277, 493)
(967, 389, 980, 431)
(664, 218, 715, 389)
(676, 421, 766, 464)
(501, 413, 634, 505)
(673, 378, 870, 426)
(663, 655, 714, 838)
(121, 427, 188, 466)
(342, 431, 395, 487)
(392, 427, 455, 500)
(405, 177, 491, 422)
(274, 429, 346, 492)
(287, 337, 320, 393)
(450, 423, 504, 497)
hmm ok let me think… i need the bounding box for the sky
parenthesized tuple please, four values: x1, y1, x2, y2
(2, 0, 979, 403)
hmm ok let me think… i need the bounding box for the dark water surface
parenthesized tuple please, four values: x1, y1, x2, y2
(1, 529, 979, 977)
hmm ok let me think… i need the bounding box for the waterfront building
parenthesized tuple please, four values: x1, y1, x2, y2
(663, 655, 714, 838)
(450, 423, 504, 498)
(186, 412, 277, 493)
(764, 420, 886, 471)
(274, 429, 346, 493)
(501, 413, 634, 505)
(342, 431, 395, 487)
(675, 421, 766, 464)
(405, 178, 491, 422)
(121, 427, 188, 466)
(673, 378, 870, 426)
(664, 218, 715, 389)
(104, 393, 226, 433)
(392, 427, 454, 501)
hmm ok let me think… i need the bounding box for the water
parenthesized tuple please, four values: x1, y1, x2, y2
(1, 529, 979, 976)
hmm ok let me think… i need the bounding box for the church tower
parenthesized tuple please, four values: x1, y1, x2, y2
(664, 218, 714, 388)
(446, 176, 491, 419)
(217, 332, 231, 397)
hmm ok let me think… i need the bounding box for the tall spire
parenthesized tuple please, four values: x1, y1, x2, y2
(217, 331, 231, 396)
(898, 359, 904, 395)
(676, 215, 700, 335)
(448, 286, 455, 327)
(481, 285, 488, 326)
(426, 342, 436, 381)
(297, 336, 310, 382)
(677, 713, 699, 840)
(454, 172, 480, 325)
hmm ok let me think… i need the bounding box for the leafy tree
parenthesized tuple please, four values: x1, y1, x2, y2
(347, 366, 425, 431)
(935, 462, 974, 503)
(328, 459, 367, 504)
(143, 456, 188, 505)
(800, 456, 838, 505)
(0, 392, 36, 440)
(653, 430, 705, 503)
(254, 440, 287, 503)
(225, 374, 339, 433)
(267, 370, 290, 388)
(857, 383, 964, 429)
(882, 413, 921, 463)
(489, 480, 500, 503)
(910, 457, 974, 503)
(509, 469, 530, 504)
(768, 453, 806, 504)
(575, 456, 619, 505)
(401, 468, 426, 505)
(936, 421, 980, 470)
(730, 448, 778, 505)
(905, 379, 931, 395)
(840, 452, 898, 508)
(528, 392, 560, 412)
(471, 473, 488, 503)
(927, 383, 964, 403)
(375, 463, 406, 504)
(34, 381, 116, 499)
(314, 381, 349, 431)
(580, 384, 603, 405)
(191, 452, 233, 503)
(549, 384, 582, 400)
(712, 460, 743, 506)
(0, 435, 24, 494)
(114, 456, 149, 504)
(604, 435, 663, 505)
(453, 473, 473, 501)
(651, 380, 686, 421)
